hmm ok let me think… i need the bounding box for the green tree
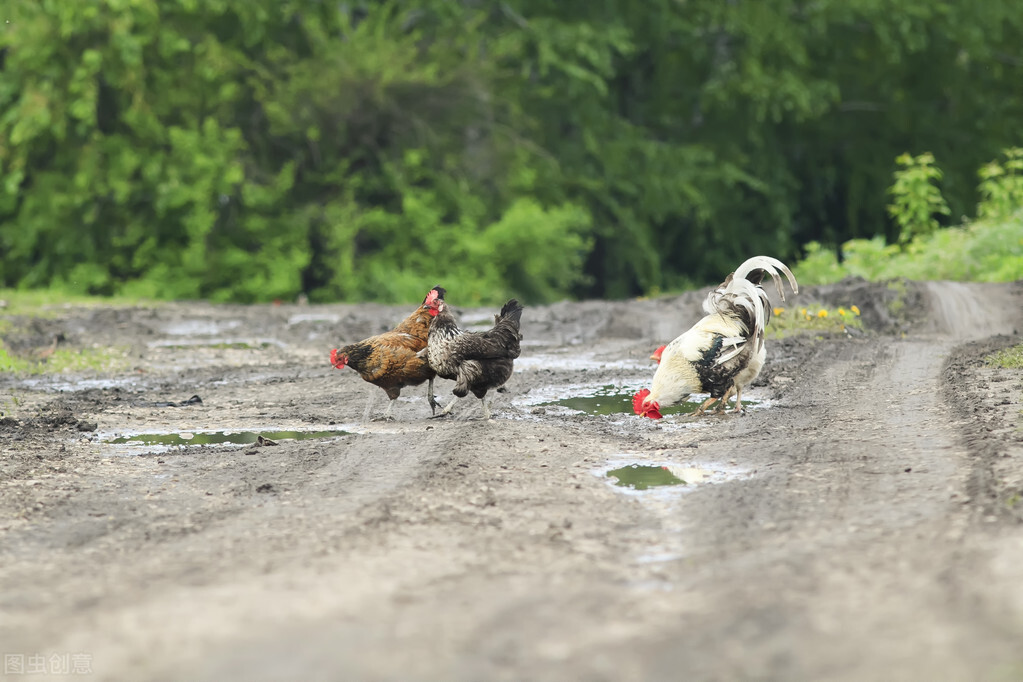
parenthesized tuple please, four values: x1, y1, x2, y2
(2, 0, 1021, 303)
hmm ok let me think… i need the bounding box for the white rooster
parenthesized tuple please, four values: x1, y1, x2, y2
(633, 256, 798, 419)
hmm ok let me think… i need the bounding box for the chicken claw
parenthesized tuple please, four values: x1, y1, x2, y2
(694, 395, 719, 416)
(427, 378, 440, 415)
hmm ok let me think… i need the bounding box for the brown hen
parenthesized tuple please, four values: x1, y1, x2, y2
(330, 286, 444, 420)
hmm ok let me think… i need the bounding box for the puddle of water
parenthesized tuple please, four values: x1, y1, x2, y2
(607, 464, 713, 490)
(597, 458, 750, 496)
(550, 385, 706, 416)
(608, 464, 688, 490)
(519, 381, 761, 418)
(107, 429, 348, 446)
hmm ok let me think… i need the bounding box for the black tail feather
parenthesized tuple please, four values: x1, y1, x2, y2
(496, 299, 524, 327)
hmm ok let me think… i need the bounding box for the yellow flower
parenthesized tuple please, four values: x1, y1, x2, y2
(817, 309, 828, 318)
(838, 308, 847, 317)
(850, 305, 861, 316)
(773, 307, 784, 316)
(799, 308, 807, 316)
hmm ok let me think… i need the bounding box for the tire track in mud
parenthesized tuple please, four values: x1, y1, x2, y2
(2, 281, 1022, 682)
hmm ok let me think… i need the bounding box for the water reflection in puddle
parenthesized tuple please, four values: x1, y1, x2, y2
(527, 383, 759, 417)
(107, 429, 348, 446)
(598, 458, 750, 496)
(549, 385, 706, 416)
(607, 464, 710, 490)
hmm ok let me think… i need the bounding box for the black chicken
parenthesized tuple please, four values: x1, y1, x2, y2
(422, 297, 524, 420)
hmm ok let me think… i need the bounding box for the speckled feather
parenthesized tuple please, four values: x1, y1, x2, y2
(426, 300, 523, 400)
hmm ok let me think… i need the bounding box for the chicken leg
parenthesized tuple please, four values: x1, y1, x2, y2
(434, 395, 494, 420)
(426, 378, 439, 415)
(715, 387, 735, 414)
(732, 385, 747, 414)
(432, 396, 461, 418)
(372, 399, 396, 422)
(693, 395, 720, 416)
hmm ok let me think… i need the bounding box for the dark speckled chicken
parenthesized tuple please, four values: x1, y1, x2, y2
(422, 297, 523, 420)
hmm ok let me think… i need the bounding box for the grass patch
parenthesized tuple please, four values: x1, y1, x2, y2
(0, 341, 129, 375)
(986, 344, 1023, 370)
(0, 289, 151, 317)
(767, 305, 864, 339)
(0, 289, 141, 374)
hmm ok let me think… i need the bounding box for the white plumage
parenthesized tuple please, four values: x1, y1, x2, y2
(634, 256, 798, 419)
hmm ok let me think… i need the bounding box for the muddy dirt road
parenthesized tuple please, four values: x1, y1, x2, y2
(2, 279, 1022, 681)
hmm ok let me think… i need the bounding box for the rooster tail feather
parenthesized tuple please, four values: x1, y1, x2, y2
(703, 256, 798, 338)
(731, 256, 799, 301)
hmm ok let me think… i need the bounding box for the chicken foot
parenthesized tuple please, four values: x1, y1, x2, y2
(713, 386, 746, 414)
(372, 398, 397, 422)
(432, 395, 495, 420)
(693, 395, 720, 416)
(431, 396, 461, 419)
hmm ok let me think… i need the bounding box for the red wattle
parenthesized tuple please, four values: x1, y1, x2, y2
(330, 349, 346, 369)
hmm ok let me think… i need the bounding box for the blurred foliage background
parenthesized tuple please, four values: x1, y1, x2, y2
(1, 0, 1021, 304)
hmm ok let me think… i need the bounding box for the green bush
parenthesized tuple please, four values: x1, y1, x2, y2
(795, 215, 1023, 286)
(887, 153, 950, 246)
(795, 149, 1023, 285)
(977, 148, 1023, 221)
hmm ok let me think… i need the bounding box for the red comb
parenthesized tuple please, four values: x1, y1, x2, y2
(632, 389, 662, 419)
(651, 345, 666, 363)
(330, 349, 346, 369)
(424, 289, 439, 305)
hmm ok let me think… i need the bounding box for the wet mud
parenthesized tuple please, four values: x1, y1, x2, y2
(1, 279, 1023, 681)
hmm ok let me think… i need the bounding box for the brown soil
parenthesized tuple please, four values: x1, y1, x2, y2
(2, 279, 1022, 681)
